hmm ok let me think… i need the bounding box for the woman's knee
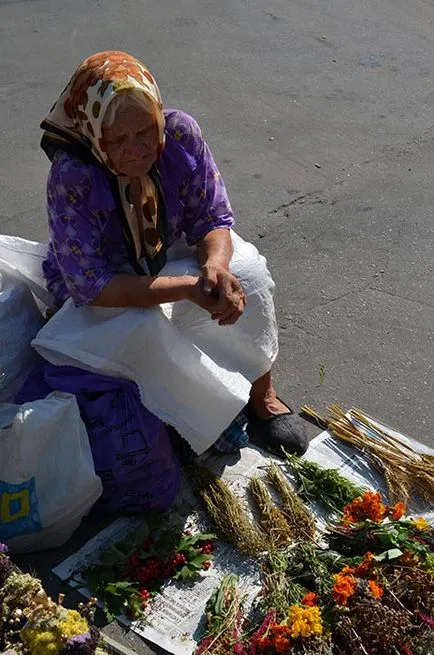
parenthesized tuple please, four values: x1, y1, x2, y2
(230, 238, 275, 297)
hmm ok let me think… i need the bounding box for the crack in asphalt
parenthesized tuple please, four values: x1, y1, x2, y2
(268, 189, 327, 214)
(289, 323, 337, 348)
(368, 286, 434, 311)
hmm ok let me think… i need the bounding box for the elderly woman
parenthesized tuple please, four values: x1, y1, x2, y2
(35, 51, 307, 469)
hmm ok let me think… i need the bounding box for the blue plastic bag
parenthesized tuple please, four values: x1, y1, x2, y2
(16, 364, 181, 513)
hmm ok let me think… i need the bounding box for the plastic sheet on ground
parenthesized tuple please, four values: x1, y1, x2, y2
(52, 418, 434, 655)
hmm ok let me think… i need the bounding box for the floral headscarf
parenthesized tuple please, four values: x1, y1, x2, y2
(41, 51, 168, 271)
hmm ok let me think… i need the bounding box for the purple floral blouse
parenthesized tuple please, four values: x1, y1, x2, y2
(43, 109, 234, 307)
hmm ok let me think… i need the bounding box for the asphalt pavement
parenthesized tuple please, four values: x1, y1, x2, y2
(1, 0, 433, 652)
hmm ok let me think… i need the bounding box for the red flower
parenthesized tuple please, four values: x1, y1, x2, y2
(257, 636, 273, 651)
(391, 501, 406, 520)
(270, 624, 291, 639)
(275, 636, 291, 653)
(301, 592, 318, 606)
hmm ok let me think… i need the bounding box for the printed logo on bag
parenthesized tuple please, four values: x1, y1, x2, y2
(0, 478, 42, 539)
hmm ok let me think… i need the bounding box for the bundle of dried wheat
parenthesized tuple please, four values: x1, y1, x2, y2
(266, 463, 317, 541)
(192, 465, 270, 557)
(248, 477, 294, 549)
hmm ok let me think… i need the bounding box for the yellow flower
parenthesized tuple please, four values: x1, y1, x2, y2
(21, 609, 89, 655)
(58, 609, 89, 639)
(20, 628, 60, 655)
(412, 516, 429, 531)
(287, 604, 323, 639)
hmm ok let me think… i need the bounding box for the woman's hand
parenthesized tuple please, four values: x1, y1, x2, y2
(195, 228, 245, 325)
(201, 263, 246, 325)
(185, 276, 220, 315)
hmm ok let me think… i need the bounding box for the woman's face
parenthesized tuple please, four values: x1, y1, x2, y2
(102, 99, 159, 177)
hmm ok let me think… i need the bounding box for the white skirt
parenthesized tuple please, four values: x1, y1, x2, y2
(32, 231, 279, 454)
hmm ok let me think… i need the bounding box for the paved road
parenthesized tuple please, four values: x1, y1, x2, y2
(2, 0, 433, 652)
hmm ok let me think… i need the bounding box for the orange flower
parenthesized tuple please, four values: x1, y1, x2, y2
(368, 580, 384, 599)
(332, 572, 358, 606)
(257, 636, 273, 651)
(341, 564, 356, 575)
(342, 491, 387, 523)
(275, 636, 291, 653)
(301, 592, 318, 607)
(391, 501, 406, 520)
(354, 552, 375, 578)
(270, 624, 291, 639)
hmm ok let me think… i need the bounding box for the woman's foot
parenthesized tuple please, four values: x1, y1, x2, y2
(246, 372, 308, 456)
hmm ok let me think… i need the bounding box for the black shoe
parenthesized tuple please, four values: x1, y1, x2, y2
(245, 403, 308, 456)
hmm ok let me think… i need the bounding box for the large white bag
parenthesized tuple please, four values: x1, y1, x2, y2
(0, 271, 45, 402)
(0, 392, 102, 553)
(0, 235, 53, 307)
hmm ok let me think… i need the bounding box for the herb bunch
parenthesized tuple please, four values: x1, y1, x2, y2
(282, 449, 365, 515)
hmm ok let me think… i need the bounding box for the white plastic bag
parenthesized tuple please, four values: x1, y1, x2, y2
(0, 271, 45, 402)
(0, 235, 53, 307)
(0, 392, 102, 553)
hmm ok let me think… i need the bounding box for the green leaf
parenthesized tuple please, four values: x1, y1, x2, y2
(178, 533, 216, 551)
(374, 548, 403, 562)
(173, 564, 200, 582)
(105, 580, 137, 595)
(188, 553, 211, 569)
(100, 545, 128, 567)
(100, 580, 138, 621)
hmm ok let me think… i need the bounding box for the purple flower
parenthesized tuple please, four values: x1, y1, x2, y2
(0, 543, 9, 554)
(67, 633, 90, 644)
(60, 626, 100, 654)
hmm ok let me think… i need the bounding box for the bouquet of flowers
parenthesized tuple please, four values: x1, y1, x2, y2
(194, 576, 333, 655)
(250, 599, 333, 655)
(0, 543, 101, 655)
(194, 574, 246, 655)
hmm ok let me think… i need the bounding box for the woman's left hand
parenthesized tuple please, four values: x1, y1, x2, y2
(201, 263, 246, 325)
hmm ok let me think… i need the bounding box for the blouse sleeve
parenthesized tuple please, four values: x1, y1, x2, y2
(180, 116, 235, 246)
(45, 155, 118, 307)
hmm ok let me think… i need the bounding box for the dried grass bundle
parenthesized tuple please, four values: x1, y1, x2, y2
(248, 477, 294, 548)
(266, 462, 316, 541)
(192, 465, 269, 557)
(301, 405, 434, 506)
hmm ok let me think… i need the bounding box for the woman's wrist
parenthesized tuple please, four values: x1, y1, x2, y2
(201, 257, 230, 275)
(179, 275, 200, 301)
(197, 229, 233, 273)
